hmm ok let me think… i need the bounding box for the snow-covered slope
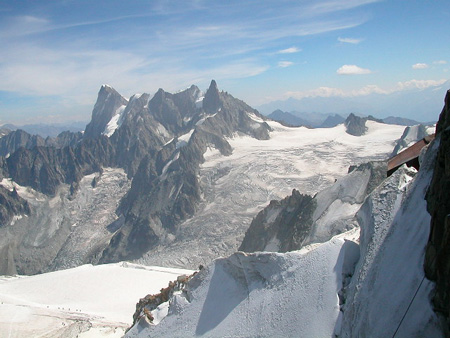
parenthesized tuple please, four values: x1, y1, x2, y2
(126, 135, 444, 337)
(0, 263, 193, 337)
(134, 120, 405, 268)
(339, 136, 443, 337)
(126, 231, 360, 338)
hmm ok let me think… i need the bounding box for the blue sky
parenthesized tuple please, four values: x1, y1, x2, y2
(0, 0, 449, 124)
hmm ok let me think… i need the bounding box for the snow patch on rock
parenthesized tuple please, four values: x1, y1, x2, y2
(103, 105, 127, 137)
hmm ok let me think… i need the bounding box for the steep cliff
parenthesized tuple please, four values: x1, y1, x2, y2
(425, 89, 450, 330)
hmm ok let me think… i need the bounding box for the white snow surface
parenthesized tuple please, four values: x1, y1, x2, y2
(0, 263, 193, 337)
(127, 232, 360, 338)
(176, 129, 195, 149)
(103, 105, 127, 137)
(339, 140, 443, 337)
(135, 120, 405, 269)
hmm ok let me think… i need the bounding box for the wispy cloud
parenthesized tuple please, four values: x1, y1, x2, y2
(396, 79, 447, 90)
(282, 79, 447, 100)
(0, 0, 382, 123)
(278, 61, 294, 68)
(433, 60, 447, 65)
(337, 37, 363, 44)
(412, 63, 428, 69)
(337, 64, 372, 75)
(277, 47, 301, 54)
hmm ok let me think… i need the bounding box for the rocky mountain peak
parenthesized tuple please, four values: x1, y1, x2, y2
(345, 113, 367, 136)
(84, 85, 128, 139)
(203, 79, 221, 113)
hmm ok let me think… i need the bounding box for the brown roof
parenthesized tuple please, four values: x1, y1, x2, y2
(387, 134, 435, 173)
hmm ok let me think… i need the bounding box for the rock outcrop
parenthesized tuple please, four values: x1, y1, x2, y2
(344, 113, 368, 136)
(239, 190, 315, 252)
(239, 161, 387, 253)
(0, 186, 30, 227)
(425, 89, 450, 330)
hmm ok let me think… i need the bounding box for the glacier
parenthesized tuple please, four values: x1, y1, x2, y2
(125, 130, 444, 337)
(133, 120, 405, 269)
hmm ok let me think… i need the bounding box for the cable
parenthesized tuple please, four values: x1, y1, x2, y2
(391, 274, 427, 337)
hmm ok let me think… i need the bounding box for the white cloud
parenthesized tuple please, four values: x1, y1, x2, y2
(284, 87, 344, 99)
(412, 63, 428, 69)
(337, 37, 363, 44)
(396, 79, 447, 90)
(350, 84, 388, 95)
(278, 61, 294, 68)
(336, 64, 372, 75)
(277, 47, 301, 54)
(434, 60, 447, 65)
(281, 79, 447, 101)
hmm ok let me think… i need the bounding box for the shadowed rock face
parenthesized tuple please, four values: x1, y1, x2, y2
(345, 113, 367, 136)
(0, 186, 30, 227)
(0, 129, 84, 158)
(2, 136, 115, 196)
(425, 89, 450, 329)
(239, 190, 316, 252)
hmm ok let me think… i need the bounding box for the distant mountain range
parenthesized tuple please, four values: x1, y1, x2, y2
(266, 109, 423, 128)
(0, 122, 86, 138)
(267, 110, 345, 128)
(257, 80, 449, 123)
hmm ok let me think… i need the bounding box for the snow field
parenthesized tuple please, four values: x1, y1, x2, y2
(127, 231, 361, 337)
(0, 263, 193, 337)
(135, 120, 405, 269)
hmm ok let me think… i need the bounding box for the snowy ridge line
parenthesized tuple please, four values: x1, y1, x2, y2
(126, 229, 361, 337)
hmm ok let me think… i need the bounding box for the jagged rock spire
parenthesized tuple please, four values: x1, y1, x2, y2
(203, 79, 221, 113)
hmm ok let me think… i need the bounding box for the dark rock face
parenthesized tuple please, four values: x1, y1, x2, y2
(2, 136, 114, 196)
(0, 129, 45, 157)
(0, 129, 83, 158)
(47, 131, 84, 148)
(0, 186, 30, 227)
(345, 113, 367, 136)
(425, 89, 450, 329)
(239, 190, 316, 252)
